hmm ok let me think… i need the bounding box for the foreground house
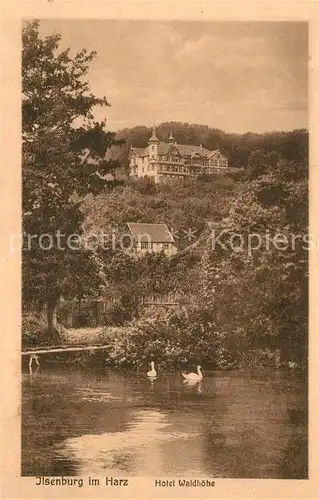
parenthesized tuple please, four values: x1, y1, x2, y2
(126, 222, 177, 256)
(129, 126, 229, 183)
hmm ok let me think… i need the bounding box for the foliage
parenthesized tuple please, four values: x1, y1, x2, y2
(103, 294, 141, 326)
(237, 349, 281, 369)
(83, 150, 307, 368)
(197, 154, 308, 364)
(105, 309, 236, 370)
(82, 173, 238, 250)
(114, 121, 308, 170)
(22, 21, 120, 338)
(22, 21, 308, 364)
(22, 312, 64, 347)
(95, 243, 200, 313)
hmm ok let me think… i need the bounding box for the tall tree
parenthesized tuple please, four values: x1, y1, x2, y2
(22, 20, 120, 340)
(198, 155, 308, 364)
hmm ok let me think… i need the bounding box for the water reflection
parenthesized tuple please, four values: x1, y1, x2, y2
(29, 365, 40, 377)
(21, 367, 307, 478)
(147, 377, 157, 390)
(183, 380, 203, 392)
(55, 409, 197, 476)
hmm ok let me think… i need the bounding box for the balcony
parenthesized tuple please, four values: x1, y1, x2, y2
(189, 163, 203, 168)
(158, 169, 191, 176)
(158, 159, 184, 165)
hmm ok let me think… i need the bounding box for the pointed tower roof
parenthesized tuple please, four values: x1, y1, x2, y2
(148, 125, 159, 144)
(168, 126, 175, 144)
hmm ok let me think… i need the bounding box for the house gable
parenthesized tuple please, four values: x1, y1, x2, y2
(167, 144, 182, 157)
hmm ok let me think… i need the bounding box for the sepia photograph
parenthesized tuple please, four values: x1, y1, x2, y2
(19, 17, 309, 483)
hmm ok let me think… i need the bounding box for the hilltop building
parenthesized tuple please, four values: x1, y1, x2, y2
(126, 222, 177, 256)
(129, 126, 229, 183)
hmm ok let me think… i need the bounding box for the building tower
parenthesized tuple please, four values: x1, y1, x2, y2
(148, 125, 159, 159)
(168, 125, 175, 144)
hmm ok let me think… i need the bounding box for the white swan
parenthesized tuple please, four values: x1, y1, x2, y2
(182, 365, 203, 382)
(147, 361, 157, 378)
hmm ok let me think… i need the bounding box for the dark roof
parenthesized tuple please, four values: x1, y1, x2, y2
(157, 142, 213, 157)
(157, 142, 174, 155)
(126, 223, 175, 243)
(130, 142, 221, 158)
(176, 144, 212, 157)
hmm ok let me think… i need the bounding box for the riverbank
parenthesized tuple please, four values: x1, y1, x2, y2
(22, 311, 125, 348)
(22, 314, 305, 371)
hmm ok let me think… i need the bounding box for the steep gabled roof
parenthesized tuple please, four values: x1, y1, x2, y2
(176, 144, 212, 157)
(207, 149, 223, 158)
(126, 223, 176, 243)
(157, 142, 183, 156)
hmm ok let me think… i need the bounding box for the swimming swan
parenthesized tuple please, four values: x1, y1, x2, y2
(147, 361, 157, 378)
(182, 365, 203, 382)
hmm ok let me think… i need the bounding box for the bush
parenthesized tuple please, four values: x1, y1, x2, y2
(22, 312, 66, 348)
(106, 308, 236, 370)
(103, 295, 140, 326)
(22, 313, 48, 347)
(237, 348, 281, 369)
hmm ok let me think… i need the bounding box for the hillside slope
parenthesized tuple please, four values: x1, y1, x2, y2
(82, 174, 242, 249)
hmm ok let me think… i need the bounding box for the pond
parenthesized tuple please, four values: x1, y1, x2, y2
(21, 364, 307, 479)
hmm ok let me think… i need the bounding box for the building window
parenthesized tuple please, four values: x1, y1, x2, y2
(141, 241, 148, 249)
(163, 243, 169, 250)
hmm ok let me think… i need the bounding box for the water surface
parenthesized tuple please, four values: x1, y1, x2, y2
(22, 366, 307, 478)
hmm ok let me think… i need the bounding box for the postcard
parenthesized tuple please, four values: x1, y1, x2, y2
(1, 0, 318, 498)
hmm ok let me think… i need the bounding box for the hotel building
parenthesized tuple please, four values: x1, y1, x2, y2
(129, 126, 229, 183)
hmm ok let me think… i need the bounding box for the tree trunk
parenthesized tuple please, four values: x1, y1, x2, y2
(47, 296, 58, 343)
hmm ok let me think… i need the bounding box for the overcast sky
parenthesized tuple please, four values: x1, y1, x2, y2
(38, 20, 308, 134)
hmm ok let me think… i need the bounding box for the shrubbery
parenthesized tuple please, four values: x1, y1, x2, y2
(22, 313, 50, 347)
(22, 312, 65, 348)
(237, 348, 281, 369)
(105, 309, 237, 370)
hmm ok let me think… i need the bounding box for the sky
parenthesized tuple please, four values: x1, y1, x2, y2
(39, 20, 308, 134)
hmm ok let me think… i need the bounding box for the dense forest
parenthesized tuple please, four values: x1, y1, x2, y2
(107, 122, 308, 172)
